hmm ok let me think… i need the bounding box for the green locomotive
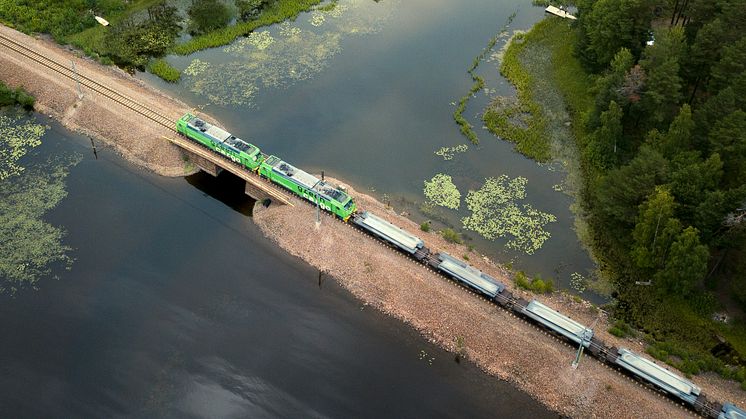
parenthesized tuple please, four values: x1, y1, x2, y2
(176, 113, 357, 221)
(176, 113, 263, 170)
(259, 155, 356, 221)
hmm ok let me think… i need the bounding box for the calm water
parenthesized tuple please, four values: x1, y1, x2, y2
(0, 118, 554, 417)
(144, 0, 598, 296)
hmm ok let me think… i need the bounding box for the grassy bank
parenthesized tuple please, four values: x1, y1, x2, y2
(506, 16, 746, 388)
(2, 0, 323, 82)
(172, 0, 322, 55)
(0, 81, 34, 109)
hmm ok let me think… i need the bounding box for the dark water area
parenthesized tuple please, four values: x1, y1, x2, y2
(143, 0, 601, 299)
(0, 118, 554, 418)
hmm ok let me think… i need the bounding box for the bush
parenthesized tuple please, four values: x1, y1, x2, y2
(514, 271, 553, 294)
(188, 0, 234, 35)
(440, 228, 463, 244)
(463, 254, 470, 261)
(173, 0, 323, 55)
(420, 221, 430, 232)
(515, 271, 531, 290)
(148, 59, 180, 83)
(0, 82, 35, 109)
(608, 319, 633, 338)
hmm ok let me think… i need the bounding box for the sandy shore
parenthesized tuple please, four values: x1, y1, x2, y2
(254, 178, 746, 417)
(2, 23, 743, 417)
(0, 24, 194, 177)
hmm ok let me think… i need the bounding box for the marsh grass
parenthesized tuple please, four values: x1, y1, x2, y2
(453, 12, 516, 145)
(147, 58, 180, 82)
(172, 0, 323, 55)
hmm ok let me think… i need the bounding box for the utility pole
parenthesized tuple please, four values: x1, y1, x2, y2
(71, 60, 83, 99)
(572, 317, 599, 369)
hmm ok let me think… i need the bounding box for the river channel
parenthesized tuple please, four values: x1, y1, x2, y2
(0, 116, 554, 417)
(145, 0, 598, 296)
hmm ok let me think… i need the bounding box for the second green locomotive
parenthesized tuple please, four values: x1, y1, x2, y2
(176, 113, 356, 220)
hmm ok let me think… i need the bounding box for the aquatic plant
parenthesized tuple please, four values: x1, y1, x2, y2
(434, 144, 468, 160)
(570, 272, 587, 293)
(147, 58, 180, 83)
(309, 11, 326, 26)
(423, 173, 460, 210)
(182, 0, 392, 107)
(183, 58, 211, 77)
(172, 0, 324, 55)
(461, 175, 556, 254)
(453, 12, 516, 145)
(0, 154, 80, 294)
(0, 114, 46, 180)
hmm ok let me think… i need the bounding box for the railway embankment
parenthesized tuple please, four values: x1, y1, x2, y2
(0, 24, 193, 177)
(2, 21, 743, 418)
(254, 178, 745, 417)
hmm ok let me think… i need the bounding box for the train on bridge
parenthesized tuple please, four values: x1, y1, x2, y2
(176, 113, 745, 419)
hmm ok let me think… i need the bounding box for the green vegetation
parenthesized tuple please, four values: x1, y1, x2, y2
(0, 0, 323, 82)
(0, 81, 34, 110)
(461, 175, 556, 254)
(172, 0, 323, 55)
(440, 228, 463, 244)
(453, 13, 515, 145)
(608, 319, 634, 338)
(514, 271, 554, 294)
(0, 112, 43, 180)
(147, 58, 181, 83)
(420, 221, 431, 232)
(423, 173, 460, 210)
(0, 113, 79, 294)
(188, 0, 234, 35)
(484, 28, 552, 161)
(505, 0, 746, 384)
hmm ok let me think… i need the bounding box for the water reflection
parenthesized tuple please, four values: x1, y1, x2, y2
(185, 170, 255, 216)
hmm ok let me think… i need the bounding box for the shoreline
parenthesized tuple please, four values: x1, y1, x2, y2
(0, 25, 199, 177)
(2, 21, 743, 416)
(252, 178, 745, 417)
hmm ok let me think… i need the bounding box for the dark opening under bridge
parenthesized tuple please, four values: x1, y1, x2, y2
(0, 31, 292, 206)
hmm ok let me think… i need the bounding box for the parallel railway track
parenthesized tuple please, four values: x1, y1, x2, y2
(0, 33, 175, 130)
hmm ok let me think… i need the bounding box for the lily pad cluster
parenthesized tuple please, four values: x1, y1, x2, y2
(0, 114, 46, 180)
(182, 0, 393, 107)
(423, 173, 461, 209)
(434, 144, 468, 161)
(0, 115, 80, 294)
(461, 175, 557, 254)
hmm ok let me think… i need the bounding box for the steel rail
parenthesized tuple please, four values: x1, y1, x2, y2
(0, 33, 174, 130)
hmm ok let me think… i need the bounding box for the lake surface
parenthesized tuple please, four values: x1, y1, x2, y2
(145, 0, 599, 297)
(0, 117, 554, 417)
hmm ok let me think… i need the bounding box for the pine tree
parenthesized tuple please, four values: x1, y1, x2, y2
(656, 226, 709, 295)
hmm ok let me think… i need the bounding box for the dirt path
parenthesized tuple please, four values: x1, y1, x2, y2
(0, 24, 195, 176)
(254, 178, 746, 418)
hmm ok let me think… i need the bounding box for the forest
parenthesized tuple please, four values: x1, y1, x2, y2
(566, 0, 746, 383)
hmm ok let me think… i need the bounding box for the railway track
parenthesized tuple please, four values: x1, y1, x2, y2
(0, 33, 175, 130)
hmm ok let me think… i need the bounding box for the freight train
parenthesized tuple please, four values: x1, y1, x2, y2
(177, 113, 745, 419)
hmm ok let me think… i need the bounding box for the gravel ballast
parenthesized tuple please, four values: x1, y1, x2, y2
(254, 178, 746, 418)
(0, 24, 194, 176)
